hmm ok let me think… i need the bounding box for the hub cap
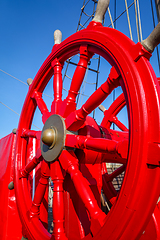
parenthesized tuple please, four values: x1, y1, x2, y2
(40, 114, 66, 162)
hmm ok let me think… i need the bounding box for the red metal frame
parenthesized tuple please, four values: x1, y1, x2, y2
(12, 20, 160, 239)
(0, 134, 22, 239)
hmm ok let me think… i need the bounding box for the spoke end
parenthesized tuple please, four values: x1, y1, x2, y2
(8, 181, 14, 190)
(27, 78, 33, 86)
(98, 104, 106, 113)
(12, 128, 17, 134)
(54, 30, 62, 45)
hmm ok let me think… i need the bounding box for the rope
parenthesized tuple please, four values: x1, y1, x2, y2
(108, 7, 115, 28)
(82, 10, 93, 18)
(107, 2, 134, 28)
(77, 0, 95, 31)
(64, 75, 72, 80)
(136, 0, 143, 41)
(125, 0, 133, 40)
(150, 0, 160, 72)
(114, 0, 117, 29)
(77, 0, 86, 31)
(155, 0, 160, 22)
(134, 0, 140, 42)
(84, 80, 96, 85)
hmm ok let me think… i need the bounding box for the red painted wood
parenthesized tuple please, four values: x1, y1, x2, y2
(32, 90, 51, 123)
(12, 20, 160, 240)
(20, 148, 43, 177)
(50, 161, 67, 240)
(30, 161, 50, 218)
(59, 46, 92, 118)
(51, 58, 63, 114)
(59, 150, 106, 236)
(65, 67, 121, 131)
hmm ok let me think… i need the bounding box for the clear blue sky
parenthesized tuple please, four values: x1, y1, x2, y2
(0, 0, 159, 139)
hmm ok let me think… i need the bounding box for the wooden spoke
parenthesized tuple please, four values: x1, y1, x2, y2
(110, 116, 128, 131)
(59, 45, 93, 117)
(32, 90, 50, 123)
(65, 67, 121, 131)
(101, 93, 126, 128)
(51, 58, 63, 114)
(65, 134, 128, 161)
(102, 163, 118, 198)
(21, 129, 41, 139)
(29, 161, 50, 218)
(104, 164, 126, 182)
(59, 150, 106, 235)
(50, 161, 67, 239)
(19, 148, 43, 178)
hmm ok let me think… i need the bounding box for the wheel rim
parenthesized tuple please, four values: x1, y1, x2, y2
(14, 22, 160, 240)
(101, 93, 127, 205)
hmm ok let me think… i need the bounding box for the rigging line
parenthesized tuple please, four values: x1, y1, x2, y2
(136, 0, 143, 41)
(0, 68, 53, 99)
(155, 0, 160, 22)
(150, 0, 160, 72)
(114, 0, 117, 29)
(108, 2, 134, 27)
(0, 101, 41, 130)
(84, 80, 96, 84)
(0, 101, 20, 116)
(79, 12, 95, 30)
(125, 0, 133, 40)
(77, 0, 85, 31)
(66, 60, 99, 73)
(134, 0, 140, 42)
(83, 10, 93, 18)
(150, 0, 156, 27)
(77, 0, 90, 31)
(78, 0, 97, 31)
(108, 7, 115, 28)
(82, 0, 91, 9)
(0, 69, 28, 86)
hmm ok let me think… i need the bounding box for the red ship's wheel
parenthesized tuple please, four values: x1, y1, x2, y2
(100, 91, 160, 239)
(14, 20, 160, 240)
(100, 93, 127, 206)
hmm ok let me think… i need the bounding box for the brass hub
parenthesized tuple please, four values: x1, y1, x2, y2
(40, 114, 66, 162)
(41, 127, 57, 149)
